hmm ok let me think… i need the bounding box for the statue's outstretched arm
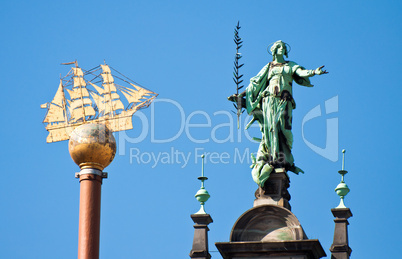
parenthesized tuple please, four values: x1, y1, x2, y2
(295, 65, 328, 77)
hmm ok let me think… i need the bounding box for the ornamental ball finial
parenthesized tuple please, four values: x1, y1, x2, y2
(195, 154, 210, 214)
(68, 123, 116, 171)
(335, 149, 350, 208)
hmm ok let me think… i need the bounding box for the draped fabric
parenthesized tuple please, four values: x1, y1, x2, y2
(246, 61, 311, 186)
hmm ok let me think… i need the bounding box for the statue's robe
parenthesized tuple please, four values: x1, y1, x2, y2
(246, 61, 312, 187)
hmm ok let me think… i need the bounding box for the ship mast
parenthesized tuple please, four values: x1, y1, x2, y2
(60, 76, 68, 125)
(105, 66, 115, 118)
(75, 61, 86, 122)
(77, 62, 86, 122)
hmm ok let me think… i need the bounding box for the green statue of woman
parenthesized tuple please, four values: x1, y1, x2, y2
(229, 40, 328, 187)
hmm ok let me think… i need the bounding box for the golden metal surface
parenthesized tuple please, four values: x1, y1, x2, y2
(68, 123, 116, 171)
(41, 62, 158, 143)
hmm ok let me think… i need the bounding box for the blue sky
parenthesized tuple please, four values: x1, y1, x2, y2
(1, 1, 401, 258)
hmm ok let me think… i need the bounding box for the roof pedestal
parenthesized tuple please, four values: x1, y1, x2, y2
(330, 150, 352, 258)
(190, 214, 213, 259)
(329, 208, 353, 259)
(254, 169, 291, 210)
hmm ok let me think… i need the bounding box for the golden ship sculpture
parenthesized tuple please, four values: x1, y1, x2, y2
(41, 61, 158, 143)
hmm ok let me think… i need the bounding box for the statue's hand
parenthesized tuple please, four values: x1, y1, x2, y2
(315, 65, 328, 75)
(227, 94, 238, 102)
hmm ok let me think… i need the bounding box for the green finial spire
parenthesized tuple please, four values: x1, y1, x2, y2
(194, 154, 210, 214)
(335, 149, 350, 208)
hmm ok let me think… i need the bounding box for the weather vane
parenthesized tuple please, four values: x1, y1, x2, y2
(41, 60, 158, 143)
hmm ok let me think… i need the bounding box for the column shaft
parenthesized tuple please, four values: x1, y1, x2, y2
(78, 174, 103, 259)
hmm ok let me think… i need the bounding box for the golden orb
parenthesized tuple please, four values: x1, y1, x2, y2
(68, 123, 116, 171)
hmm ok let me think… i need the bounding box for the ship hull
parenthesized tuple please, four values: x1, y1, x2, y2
(45, 110, 138, 143)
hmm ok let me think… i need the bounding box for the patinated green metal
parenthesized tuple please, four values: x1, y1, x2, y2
(229, 40, 328, 187)
(195, 154, 210, 214)
(335, 150, 350, 208)
(232, 21, 245, 129)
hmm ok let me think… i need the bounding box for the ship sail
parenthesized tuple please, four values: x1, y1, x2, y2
(66, 87, 90, 100)
(90, 92, 103, 111)
(89, 81, 105, 95)
(68, 67, 96, 122)
(70, 106, 96, 121)
(120, 83, 154, 105)
(99, 64, 125, 116)
(41, 61, 158, 143)
(43, 80, 66, 123)
(70, 97, 93, 110)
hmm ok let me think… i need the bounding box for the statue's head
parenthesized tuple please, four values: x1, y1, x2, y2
(270, 40, 289, 58)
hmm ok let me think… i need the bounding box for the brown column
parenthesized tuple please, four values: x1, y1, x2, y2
(330, 208, 352, 259)
(68, 123, 115, 259)
(78, 172, 103, 259)
(190, 214, 213, 259)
